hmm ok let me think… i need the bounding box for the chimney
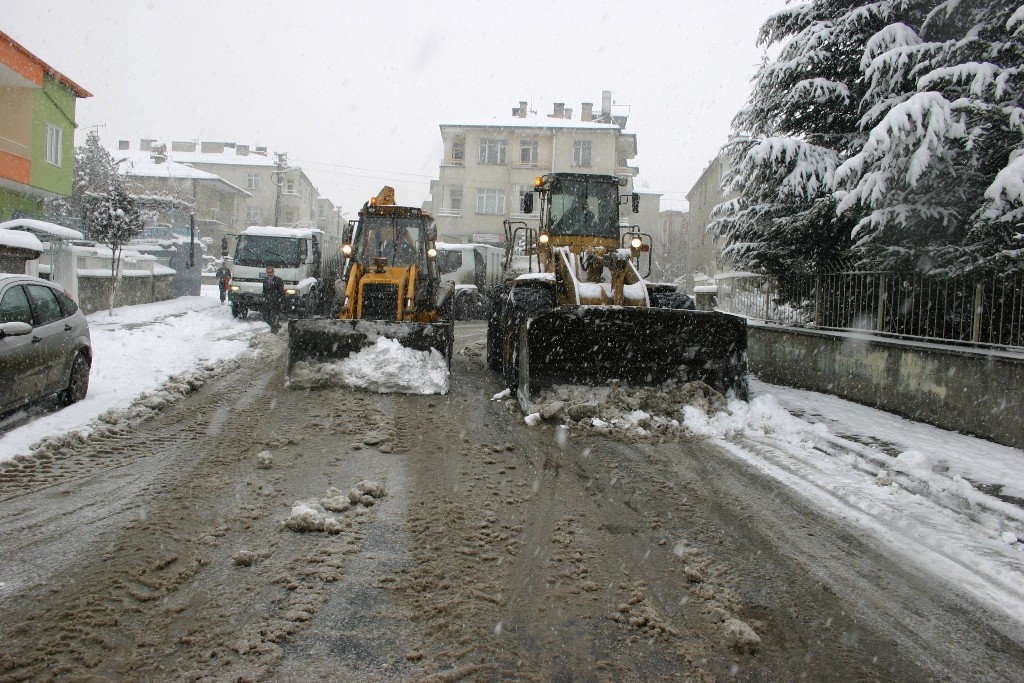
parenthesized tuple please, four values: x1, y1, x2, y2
(140, 139, 155, 152)
(552, 102, 565, 118)
(519, 101, 528, 118)
(118, 140, 129, 150)
(581, 102, 593, 121)
(564, 107, 572, 120)
(236, 144, 249, 156)
(201, 141, 225, 154)
(254, 146, 268, 155)
(171, 140, 196, 152)
(601, 90, 612, 120)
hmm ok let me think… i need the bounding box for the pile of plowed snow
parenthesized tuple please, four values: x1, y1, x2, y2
(287, 337, 449, 394)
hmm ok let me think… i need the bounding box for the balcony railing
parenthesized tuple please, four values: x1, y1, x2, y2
(436, 208, 462, 217)
(0, 136, 30, 158)
(441, 159, 465, 167)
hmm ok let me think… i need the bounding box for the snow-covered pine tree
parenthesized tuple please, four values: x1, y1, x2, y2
(719, 0, 1023, 277)
(713, 1, 900, 275)
(45, 130, 118, 231)
(835, 0, 1024, 275)
(83, 177, 144, 314)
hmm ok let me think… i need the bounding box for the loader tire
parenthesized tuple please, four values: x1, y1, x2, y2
(501, 286, 556, 394)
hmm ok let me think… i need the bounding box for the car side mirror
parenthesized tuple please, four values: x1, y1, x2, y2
(221, 236, 229, 257)
(425, 223, 438, 241)
(631, 194, 640, 213)
(342, 224, 353, 244)
(0, 321, 33, 338)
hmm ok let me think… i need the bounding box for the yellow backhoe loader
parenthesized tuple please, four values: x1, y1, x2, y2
(486, 172, 747, 408)
(287, 187, 454, 370)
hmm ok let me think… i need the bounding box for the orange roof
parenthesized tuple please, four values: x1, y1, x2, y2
(0, 30, 91, 98)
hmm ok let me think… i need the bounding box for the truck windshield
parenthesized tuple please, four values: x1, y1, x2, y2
(355, 216, 424, 267)
(234, 235, 305, 268)
(548, 179, 620, 238)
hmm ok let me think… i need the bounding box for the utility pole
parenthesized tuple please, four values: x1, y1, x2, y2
(272, 152, 288, 226)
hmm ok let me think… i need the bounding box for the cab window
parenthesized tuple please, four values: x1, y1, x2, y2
(0, 286, 33, 325)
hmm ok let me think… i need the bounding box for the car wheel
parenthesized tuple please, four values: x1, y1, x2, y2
(60, 353, 90, 406)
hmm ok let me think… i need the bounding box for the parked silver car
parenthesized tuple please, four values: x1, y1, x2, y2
(0, 274, 91, 415)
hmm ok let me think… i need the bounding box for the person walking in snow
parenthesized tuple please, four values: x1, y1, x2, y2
(262, 266, 285, 333)
(215, 263, 232, 303)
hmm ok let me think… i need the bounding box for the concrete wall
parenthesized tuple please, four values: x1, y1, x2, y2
(748, 323, 1024, 448)
(78, 274, 176, 314)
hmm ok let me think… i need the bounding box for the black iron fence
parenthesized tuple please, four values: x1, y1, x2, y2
(714, 271, 1024, 349)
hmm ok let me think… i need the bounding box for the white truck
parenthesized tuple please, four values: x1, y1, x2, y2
(224, 225, 342, 320)
(436, 242, 504, 319)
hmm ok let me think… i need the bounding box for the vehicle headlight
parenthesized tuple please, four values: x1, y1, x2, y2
(427, 247, 437, 259)
(342, 244, 352, 256)
(631, 236, 642, 249)
(230, 285, 240, 291)
(285, 288, 298, 295)
(539, 233, 549, 244)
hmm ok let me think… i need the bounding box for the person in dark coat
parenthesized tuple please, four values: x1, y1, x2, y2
(215, 263, 232, 303)
(262, 266, 285, 332)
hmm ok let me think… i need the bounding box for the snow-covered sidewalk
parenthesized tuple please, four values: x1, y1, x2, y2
(0, 286, 267, 461)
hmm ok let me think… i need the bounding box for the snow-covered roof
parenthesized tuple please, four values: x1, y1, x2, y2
(0, 228, 44, 253)
(116, 152, 250, 196)
(0, 218, 84, 240)
(243, 225, 323, 238)
(442, 114, 621, 131)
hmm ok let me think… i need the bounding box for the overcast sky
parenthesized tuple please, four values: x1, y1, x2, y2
(4, 0, 788, 216)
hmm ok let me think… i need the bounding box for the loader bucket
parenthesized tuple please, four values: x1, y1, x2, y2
(517, 306, 747, 404)
(287, 317, 454, 369)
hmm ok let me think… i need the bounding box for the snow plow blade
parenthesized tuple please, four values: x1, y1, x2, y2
(518, 306, 747, 402)
(287, 318, 454, 369)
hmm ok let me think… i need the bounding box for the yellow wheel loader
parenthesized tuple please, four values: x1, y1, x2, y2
(485, 172, 747, 408)
(287, 187, 454, 370)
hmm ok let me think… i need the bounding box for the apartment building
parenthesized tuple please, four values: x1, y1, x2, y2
(0, 31, 91, 221)
(115, 139, 339, 238)
(114, 144, 251, 250)
(685, 152, 732, 283)
(430, 91, 638, 244)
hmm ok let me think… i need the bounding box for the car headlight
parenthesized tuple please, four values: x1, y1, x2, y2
(285, 288, 298, 295)
(631, 237, 642, 249)
(539, 234, 549, 244)
(230, 285, 240, 291)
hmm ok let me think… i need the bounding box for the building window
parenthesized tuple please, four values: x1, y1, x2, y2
(520, 140, 539, 164)
(246, 207, 262, 224)
(452, 139, 465, 161)
(476, 188, 505, 215)
(45, 124, 62, 166)
(284, 208, 295, 224)
(285, 179, 296, 194)
(246, 173, 260, 190)
(478, 138, 507, 165)
(450, 187, 463, 211)
(514, 185, 536, 215)
(573, 140, 592, 167)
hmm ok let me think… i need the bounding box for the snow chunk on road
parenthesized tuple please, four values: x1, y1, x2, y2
(723, 618, 761, 653)
(284, 481, 387, 533)
(287, 337, 449, 394)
